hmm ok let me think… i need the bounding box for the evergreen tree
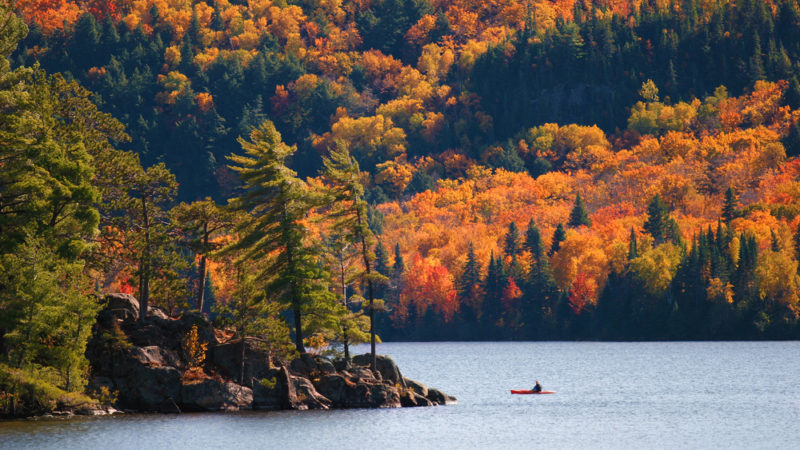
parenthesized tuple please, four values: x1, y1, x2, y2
(628, 228, 639, 260)
(771, 229, 782, 252)
(550, 223, 567, 256)
(321, 234, 369, 363)
(504, 222, 521, 257)
(374, 240, 390, 278)
(393, 243, 405, 277)
(525, 219, 545, 261)
(321, 141, 388, 368)
(213, 256, 293, 385)
(568, 193, 592, 228)
(458, 242, 483, 324)
(722, 187, 738, 223)
(171, 198, 237, 313)
(226, 121, 335, 353)
(645, 194, 670, 245)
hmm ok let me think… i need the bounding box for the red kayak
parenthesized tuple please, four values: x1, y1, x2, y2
(510, 389, 555, 394)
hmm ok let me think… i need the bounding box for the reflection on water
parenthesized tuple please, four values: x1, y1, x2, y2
(2, 341, 800, 449)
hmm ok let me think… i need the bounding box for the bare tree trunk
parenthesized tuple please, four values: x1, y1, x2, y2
(197, 224, 209, 313)
(240, 336, 246, 385)
(356, 209, 376, 371)
(139, 197, 151, 324)
(340, 247, 350, 364)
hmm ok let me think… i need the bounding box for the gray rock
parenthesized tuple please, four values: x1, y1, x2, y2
(313, 373, 401, 409)
(403, 378, 428, 397)
(352, 354, 405, 387)
(289, 374, 331, 410)
(251, 370, 285, 410)
(117, 365, 181, 411)
(400, 390, 433, 407)
(105, 293, 140, 322)
(426, 388, 457, 405)
(180, 380, 253, 412)
(131, 346, 181, 368)
(210, 339, 274, 384)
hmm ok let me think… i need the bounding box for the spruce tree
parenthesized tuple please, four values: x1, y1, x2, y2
(628, 228, 639, 260)
(393, 243, 405, 277)
(550, 223, 567, 256)
(374, 240, 390, 277)
(458, 242, 483, 323)
(568, 193, 592, 228)
(722, 187, 738, 223)
(504, 222, 520, 257)
(645, 194, 670, 245)
(525, 219, 544, 262)
(226, 121, 334, 353)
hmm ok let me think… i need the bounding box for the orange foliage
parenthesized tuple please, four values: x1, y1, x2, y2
(396, 254, 458, 323)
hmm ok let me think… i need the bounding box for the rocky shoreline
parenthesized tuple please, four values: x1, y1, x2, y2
(69, 294, 455, 416)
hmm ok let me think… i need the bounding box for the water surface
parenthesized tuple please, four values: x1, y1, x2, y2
(2, 341, 799, 449)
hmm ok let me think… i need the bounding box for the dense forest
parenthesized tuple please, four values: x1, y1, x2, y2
(2, 0, 800, 409)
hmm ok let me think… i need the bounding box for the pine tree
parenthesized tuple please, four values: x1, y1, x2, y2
(393, 243, 405, 277)
(645, 194, 670, 245)
(171, 198, 237, 313)
(504, 222, 520, 257)
(525, 219, 545, 262)
(771, 229, 782, 252)
(722, 187, 737, 223)
(373, 239, 390, 300)
(568, 193, 592, 228)
(459, 242, 483, 304)
(628, 228, 639, 260)
(321, 141, 388, 369)
(226, 121, 334, 353)
(550, 223, 567, 256)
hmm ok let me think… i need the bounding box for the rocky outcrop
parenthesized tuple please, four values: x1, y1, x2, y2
(181, 380, 253, 412)
(87, 293, 455, 414)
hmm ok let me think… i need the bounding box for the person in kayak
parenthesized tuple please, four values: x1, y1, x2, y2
(532, 381, 542, 393)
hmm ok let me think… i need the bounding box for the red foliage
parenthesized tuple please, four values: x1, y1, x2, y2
(568, 272, 594, 315)
(398, 254, 459, 322)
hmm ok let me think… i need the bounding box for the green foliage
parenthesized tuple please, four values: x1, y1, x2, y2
(567, 193, 591, 228)
(645, 195, 682, 246)
(1, 363, 96, 417)
(0, 238, 100, 392)
(226, 121, 335, 353)
(550, 223, 566, 256)
(321, 141, 388, 365)
(504, 222, 520, 257)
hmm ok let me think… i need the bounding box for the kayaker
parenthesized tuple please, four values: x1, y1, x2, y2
(532, 381, 542, 393)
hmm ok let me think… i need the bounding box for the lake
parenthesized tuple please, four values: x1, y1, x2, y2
(2, 341, 799, 449)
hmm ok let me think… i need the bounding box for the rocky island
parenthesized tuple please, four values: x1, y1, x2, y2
(80, 294, 455, 415)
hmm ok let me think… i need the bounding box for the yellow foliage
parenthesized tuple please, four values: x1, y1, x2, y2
(182, 325, 208, 369)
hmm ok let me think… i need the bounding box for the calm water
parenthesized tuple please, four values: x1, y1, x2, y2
(2, 341, 800, 449)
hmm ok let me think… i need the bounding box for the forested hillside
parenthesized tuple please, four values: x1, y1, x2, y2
(3, 0, 800, 414)
(13, 0, 800, 199)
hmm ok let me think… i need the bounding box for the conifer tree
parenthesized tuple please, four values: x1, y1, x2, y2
(568, 193, 592, 228)
(374, 240, 389, 277)
(504, 222, 520, 257)
(628, 228, 639, 260)
(171, 198, 237, 313)
(550, 223, 567, 256)
(321, 141, 388, 369)
(226, 121, 334, 353)
(458, 242, 483, 304)
(393, 243, 405, 278)
(722, 187, 738, 223)
(525, 219, 544, 261)
(644, 194, 682, 245)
